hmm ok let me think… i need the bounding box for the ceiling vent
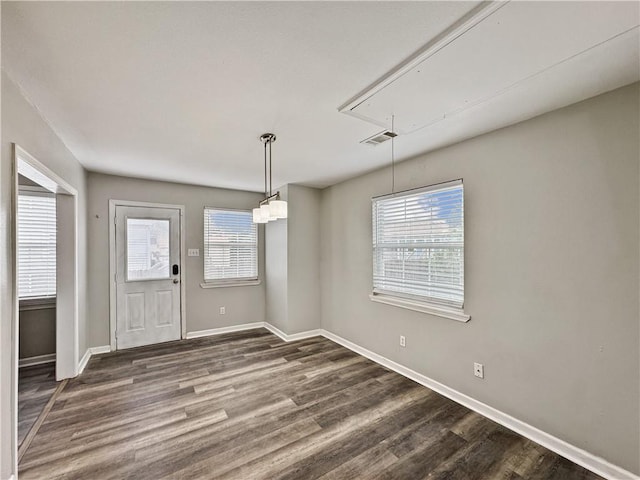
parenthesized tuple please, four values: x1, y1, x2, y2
(361, 130, 397, 146)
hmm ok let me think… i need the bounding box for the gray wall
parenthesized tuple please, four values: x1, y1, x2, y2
(265, 184, 322, 334)
(19, 307, 56, 359)
(265, 186, 289, 333)
(320, 83, 640, 474)
(287, 185, 322, 333)
(1, 71, 89, 479)
(86, 172, 266, 346)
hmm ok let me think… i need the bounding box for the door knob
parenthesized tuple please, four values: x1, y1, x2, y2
(173, 279, 179, 284)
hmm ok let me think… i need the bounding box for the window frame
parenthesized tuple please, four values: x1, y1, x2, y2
(370, 180, 470, 322)
(201, 207, 260, 288)
(17, 187, 57, 304)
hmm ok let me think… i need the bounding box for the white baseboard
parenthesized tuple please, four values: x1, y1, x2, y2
(321, 330, 639, 480)
(185, 322, 323, 343)
(19, 353, 55, 368)
(263, 322, 322, 342)
(78, 349, 91, 375)
(91, 345, 112, 355)
(78, 345, 111, 375)
(185, 322, 265, 339)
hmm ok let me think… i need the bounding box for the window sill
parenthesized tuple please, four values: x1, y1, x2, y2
(369, 293, 470, 322)
(200, 280, 261, 289)
(19, 296, 56, 311)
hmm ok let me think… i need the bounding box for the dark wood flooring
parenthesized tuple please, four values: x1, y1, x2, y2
(18, 363, 59, 447)
(19, 329, 602, 479)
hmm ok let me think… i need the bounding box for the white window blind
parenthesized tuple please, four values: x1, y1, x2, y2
(372, 180, 464, 309)
(18, 193, 57, 298)
(204, 208, 258, 283)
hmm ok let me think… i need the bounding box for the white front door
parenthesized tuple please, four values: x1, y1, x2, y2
(115, 205, 181, 349)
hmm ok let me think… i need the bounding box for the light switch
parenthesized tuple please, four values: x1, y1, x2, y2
(188, 248, 200, 257)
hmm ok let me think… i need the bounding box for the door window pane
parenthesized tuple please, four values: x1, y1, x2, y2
(127, 218, 170, 281)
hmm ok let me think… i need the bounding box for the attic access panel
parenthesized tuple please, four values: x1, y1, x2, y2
(340, 1, 640, 135)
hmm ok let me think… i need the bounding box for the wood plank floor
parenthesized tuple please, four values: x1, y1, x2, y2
(18, 363, 59, 447)
(19, 329, 602, 479)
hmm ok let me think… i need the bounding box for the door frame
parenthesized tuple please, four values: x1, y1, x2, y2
(13, 144, 80, 381)
(12, 144, 80, 476)
(108, 199, 187, 350)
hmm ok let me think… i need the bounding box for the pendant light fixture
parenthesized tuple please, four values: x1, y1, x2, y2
(252, 133, 288, 224)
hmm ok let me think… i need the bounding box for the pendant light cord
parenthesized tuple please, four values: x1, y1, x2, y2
(269, 139, 273, 197)
(264, 140, 268, 197)
(391, 114, 396, 194)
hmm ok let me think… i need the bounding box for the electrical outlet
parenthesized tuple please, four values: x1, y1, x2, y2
(188, 248, 200, 257)
(219, 306, 226, 315)
(474, 362, 484, 379)
(400, 335, 406, 347)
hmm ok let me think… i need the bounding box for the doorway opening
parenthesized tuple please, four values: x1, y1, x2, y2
(16, 174, 58, 451)
(11, 144, 79, 473)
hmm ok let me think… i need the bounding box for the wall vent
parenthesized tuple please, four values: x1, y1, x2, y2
(361, 130, 397, 146)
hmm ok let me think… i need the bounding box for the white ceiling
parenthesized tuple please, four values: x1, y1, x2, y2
(2, 1, 638, 193)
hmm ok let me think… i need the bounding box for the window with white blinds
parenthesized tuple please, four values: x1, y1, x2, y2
(204, 208, 258, 283)
(372, 180, 464, 309)
(18, 193, 57, 299)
